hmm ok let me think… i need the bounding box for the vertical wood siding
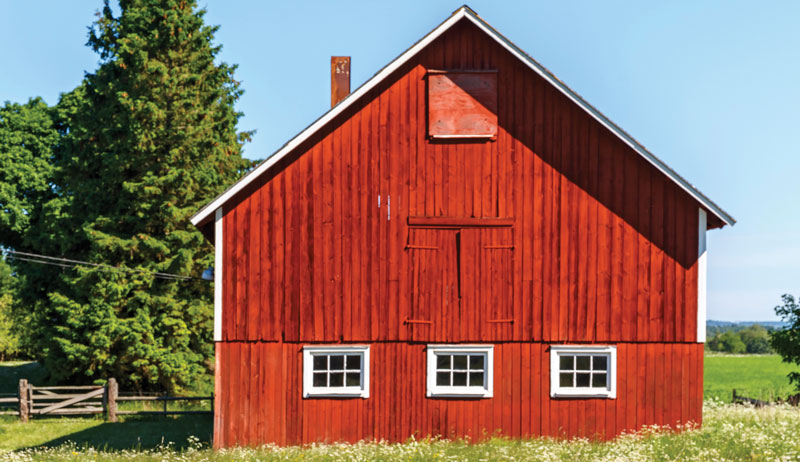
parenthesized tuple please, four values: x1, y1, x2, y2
(214, 342, 704, 447)
(221, 19, 701, 344)
(214, 18, 708, 447)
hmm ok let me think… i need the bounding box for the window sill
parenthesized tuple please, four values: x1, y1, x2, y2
(550, 389, 616, 399)
(303, 390, 369, 399)
(426, 390, 493, 399)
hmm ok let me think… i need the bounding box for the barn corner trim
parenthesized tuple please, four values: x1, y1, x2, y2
(191, 5, 735, 230)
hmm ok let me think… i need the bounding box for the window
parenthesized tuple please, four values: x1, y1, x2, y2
(302, 346, 369, 398)
(427, 70, 498, 139)
(550, 345, 616, 398)
(426, 345, 493, 398)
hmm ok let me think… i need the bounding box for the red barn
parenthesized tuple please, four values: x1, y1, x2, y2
(191, 6, 734, 447)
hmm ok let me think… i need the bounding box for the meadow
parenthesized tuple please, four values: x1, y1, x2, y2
(0, 355, 797, 461)
(1, 403, 799, 461)
(703, 353, 799, 402)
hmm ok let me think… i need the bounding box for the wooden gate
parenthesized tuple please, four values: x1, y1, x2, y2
(27, 383, 107, 417)
(13, 378, 211, 422)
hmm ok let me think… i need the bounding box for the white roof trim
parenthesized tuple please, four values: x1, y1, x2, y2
(192, 6, 734, 228)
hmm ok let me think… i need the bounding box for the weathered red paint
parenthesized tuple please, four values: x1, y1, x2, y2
(214, 342, 704, 447)
(428, 71, 498, 138)
(210, 18, 711, 447)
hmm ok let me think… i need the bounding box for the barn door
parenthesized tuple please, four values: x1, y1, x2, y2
(460, 227, 514, 341)
(407, 228, 460, 341)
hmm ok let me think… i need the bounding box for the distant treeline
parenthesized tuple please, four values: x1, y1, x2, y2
(706, 323, 775, 354)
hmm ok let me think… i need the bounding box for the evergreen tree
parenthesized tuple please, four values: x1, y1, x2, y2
(17, 0, 250, 392)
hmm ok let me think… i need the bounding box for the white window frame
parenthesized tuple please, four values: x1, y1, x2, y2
(426, 344, 493, 398)
(550, 345, 617, 399)
(302, 345, 370, 398)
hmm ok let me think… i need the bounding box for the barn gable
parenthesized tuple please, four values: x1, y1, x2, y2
(191, 5, 734, 232)
(201, 6, 734, 447)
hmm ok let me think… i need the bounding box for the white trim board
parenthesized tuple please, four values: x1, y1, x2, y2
(213, 207, 223, 342)
(191, 6, 734, 229)
(697, 208, 708, 343)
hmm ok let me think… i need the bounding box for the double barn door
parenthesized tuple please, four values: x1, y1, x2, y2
(406, 224, 513, 342)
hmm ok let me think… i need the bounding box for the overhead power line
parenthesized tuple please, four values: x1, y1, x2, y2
(5, 249, 204, 282)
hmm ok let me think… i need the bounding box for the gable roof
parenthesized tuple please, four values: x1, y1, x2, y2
(192, 5, 735, 229)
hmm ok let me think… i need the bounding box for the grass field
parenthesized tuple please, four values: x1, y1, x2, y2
(0, 403, 798, 461)
(0, 355, 798, 460)
(703, 353, 799, 402)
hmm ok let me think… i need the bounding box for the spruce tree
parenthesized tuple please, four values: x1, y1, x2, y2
(19, 0, 250, 392)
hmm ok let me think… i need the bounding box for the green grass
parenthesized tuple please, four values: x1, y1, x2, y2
(0, 414, 212, 452)
(0, 361, 213, 452)
(0, 356, 798, 460)
(0, 361, 48, 394)
(0, 403, 799, 461)
(703, 353, 799, 402)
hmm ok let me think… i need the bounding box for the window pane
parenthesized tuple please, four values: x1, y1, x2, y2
(469, 372, 484, 387)
(592, 373, 607, 388)
(559, 373, 573, 387)
(469, 355, 484, 370)
(313, 372, 327, 387)
(329, 372, 344, 387)
(346, 372, 360, 387)
(576, 356, 591, 371)
(453, 355, 468, 370)
(453, 372, 468, 386)
(436, 372, 450, 386)
(576, 373, 591, 387)
(346, 355, 361, 370)
(593, 356, 608, 371)
(313, 356, 327, 371)
(559, 355, 573, 370)
(437, 354, 451, 370)
(330, 355, 344, 370)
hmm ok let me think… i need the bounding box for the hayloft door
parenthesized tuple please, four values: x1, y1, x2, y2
(460, 227, 514, 341)
(407, 228, 460, 341)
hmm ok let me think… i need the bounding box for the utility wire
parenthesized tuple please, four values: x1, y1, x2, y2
(5, 249, 204, 282)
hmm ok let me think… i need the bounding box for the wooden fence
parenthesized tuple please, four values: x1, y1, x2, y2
(732, 388, 800, 407)
(0, 378, 213, 422)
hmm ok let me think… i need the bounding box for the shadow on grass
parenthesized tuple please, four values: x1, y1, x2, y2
(29, 415, 213, 451)
(0, 361, 48, 394)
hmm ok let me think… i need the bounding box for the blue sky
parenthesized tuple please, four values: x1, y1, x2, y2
(2, 1, 798, 321)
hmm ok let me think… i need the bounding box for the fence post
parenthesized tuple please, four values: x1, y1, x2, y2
(105, 378, 118, 423)
(18, 379, 29, 422)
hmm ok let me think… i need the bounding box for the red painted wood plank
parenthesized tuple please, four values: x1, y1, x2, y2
(636, 167, 652, 342)
(675, 199, 686, 342)
(341, 120, 353, 342)
(407, 216, 514, 227)
(235, 202, 249, 341)
(622, 155, 638, 342)
(304, 148, 318, 342)
(650, 177, 665, 342)
(247, 189, 261, 341)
